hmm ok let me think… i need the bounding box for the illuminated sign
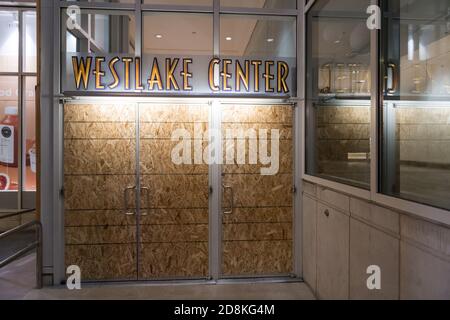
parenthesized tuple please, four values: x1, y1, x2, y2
(63, 55, 296, 96)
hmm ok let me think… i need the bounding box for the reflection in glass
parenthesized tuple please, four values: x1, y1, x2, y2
(23, 11, 37, 73)
(380, 0, 450, 210)
(305, 0, 371, 189)
(0, 76, 19, 192)
(62, 10, 135, 54)
(0, 11, 19, 72)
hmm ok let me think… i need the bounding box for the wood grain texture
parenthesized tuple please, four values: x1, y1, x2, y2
(221, 104, 293, 276)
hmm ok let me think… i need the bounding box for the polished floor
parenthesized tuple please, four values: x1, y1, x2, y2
(0, 254, 315, 300)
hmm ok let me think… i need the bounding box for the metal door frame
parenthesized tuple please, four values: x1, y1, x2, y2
(59, 96, 302, 283)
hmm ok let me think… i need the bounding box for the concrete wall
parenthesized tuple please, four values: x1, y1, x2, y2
(302, 180, 450, 300)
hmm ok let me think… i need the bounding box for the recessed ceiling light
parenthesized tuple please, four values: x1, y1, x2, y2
(267, 38, 274, 42)
(155, 34, 163, 39)
(225, 36, 232, 41)
(334, 40, 341, 44)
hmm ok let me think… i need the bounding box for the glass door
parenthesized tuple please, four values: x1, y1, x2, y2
(220, 103, 294, 277)
(138, 103, 210, 279)
(64, 102, 138, 281)
(64, 101, 210, 281)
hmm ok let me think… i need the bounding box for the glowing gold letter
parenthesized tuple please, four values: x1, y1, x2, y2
(72, 56, 92, 90)
(166, 58, 180, 91)
(221, 59, 232, 91)
(277, 61, 289, 93)
(148, 58, 163, 91)
(236, 60, 250, 92)
(122, 57, 133, 90)
(181, 58, 193, 91)
(208, 58, 220, 92)
(109, 57, 120, 89)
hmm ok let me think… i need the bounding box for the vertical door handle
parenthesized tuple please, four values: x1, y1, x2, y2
(124, 186, 136, 215)
(222, 184, 234, 214)
(386, 63, 398, 95)
(140, 186, 150, 216)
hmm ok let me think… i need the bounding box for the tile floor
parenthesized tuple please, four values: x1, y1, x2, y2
(0, 254, 316, 300)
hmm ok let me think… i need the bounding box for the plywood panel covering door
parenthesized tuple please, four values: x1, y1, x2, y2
(138, 103, 209, 279)
(64, 103, 138, 281)
(221, 104, 294, 276)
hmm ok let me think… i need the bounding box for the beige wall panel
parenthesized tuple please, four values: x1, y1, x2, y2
(302, 195, 317, 293)
(64, 175, 136, 210)
(64, 122, 135, 139)
(140, 224, 208, 243)
(222, 241, 292, 275)
(64, 139, 136, 175)
(222, 207, 292, 224)
(223, 223, 292, 241)
(141, 174, 208, 208)
(139, 242, 208, 278)
(139, 104, 208, 123)
(222, 174, 292, 207)
(65, 244, 137, 280)
(64, 104, 136, 122)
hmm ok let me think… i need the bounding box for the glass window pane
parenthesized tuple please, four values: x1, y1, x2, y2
(61, 10, 135, 54)
(0, 76, 19, 192)
(221, 0, 296, 10)
(380, 0, 450, 210)
(23, 11, 37, 73)
(23, 77, 36, 192)
(0, 10, 19, 72)
(220, 14, 296, 58)
(305, 0, 371, 189)
(143, 12, 213, 55)
(143, 0, 212, 5)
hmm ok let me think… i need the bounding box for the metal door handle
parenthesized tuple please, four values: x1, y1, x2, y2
(386, 63, 398, 95)
(140, 186, 150, 216)
(222, 184, 234, 214)
(124, 186, 136, 215)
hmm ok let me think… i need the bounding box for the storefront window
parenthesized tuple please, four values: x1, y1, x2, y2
(0, 7, 37, 207)
(380, 0, 450, 210)
(221, 0, 297, 10)
(0, 10, 19, 73)
(305, 0, 371, 189)
(0, 76, 19, 192)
